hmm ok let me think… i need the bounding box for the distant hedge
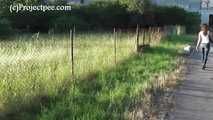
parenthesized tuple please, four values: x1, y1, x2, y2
(0, 18, 12, 37)
(151, 6, 201, 33)
(50, 1, 130, 31)
(1, 1, 201, 33)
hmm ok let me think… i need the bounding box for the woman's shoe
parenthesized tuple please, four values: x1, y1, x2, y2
(202, 65, 206, 70)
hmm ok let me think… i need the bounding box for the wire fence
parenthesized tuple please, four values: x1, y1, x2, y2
(0, 25, 185, 81)
(67, 25, 185, 79)
(0, 25, 185, 115)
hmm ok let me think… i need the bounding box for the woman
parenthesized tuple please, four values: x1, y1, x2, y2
(196, 24, 211, 70)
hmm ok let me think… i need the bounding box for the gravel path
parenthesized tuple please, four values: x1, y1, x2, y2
(169, 48, 213, 120)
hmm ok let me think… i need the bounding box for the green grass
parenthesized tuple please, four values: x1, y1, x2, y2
(0, 31, 192, 120)
(38, 35, 193, 120)
(0, 31, 136, 119)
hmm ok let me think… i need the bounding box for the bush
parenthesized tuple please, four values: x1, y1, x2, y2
(83, 1, 129, 28)
(8, 11, 55, 32)
(48, 1, 130, 31)
(2, 1, 201, 33)
(185, 12, 201, 33)
(137, 6, 201, 33)
(50, 15, 89, 32)
(0, 18, 12, 37)
(152, 6, 187, 26)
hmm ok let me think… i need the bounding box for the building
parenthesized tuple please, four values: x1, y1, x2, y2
(152, 0, 213, 25)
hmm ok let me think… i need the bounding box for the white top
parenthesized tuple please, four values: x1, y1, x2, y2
(198, 31, 210, 44)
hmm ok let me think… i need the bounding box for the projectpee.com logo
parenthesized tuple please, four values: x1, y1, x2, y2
(10, 3, 72, 13)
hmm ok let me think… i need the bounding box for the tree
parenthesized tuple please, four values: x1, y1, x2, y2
(80, 0, 84, 4)
(117, 0, 152, 13)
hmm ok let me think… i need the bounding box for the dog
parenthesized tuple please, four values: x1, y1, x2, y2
(183, 44, 195, 56)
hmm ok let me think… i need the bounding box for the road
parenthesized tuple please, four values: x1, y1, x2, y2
(169, 48, 213, 120)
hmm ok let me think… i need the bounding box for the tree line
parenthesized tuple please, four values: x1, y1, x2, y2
(0, 0, 200, 36)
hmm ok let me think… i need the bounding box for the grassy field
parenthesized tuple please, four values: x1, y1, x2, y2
(0, 31, 192, 120)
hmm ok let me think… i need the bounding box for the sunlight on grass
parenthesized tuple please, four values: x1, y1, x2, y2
(0, 32, 138, 117)
(38, 35, 193, 120)
(0, 30, 191, 119)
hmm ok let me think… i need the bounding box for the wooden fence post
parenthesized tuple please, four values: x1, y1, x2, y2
(52, 29, 55, 43)
(143, 29, 146, 45)
(70, 26, 75, 79)
(36, 32, 40, 41)
(136, 24, 140, 51)
(114, 28, 117, 65)
(148, 27, 151, 45)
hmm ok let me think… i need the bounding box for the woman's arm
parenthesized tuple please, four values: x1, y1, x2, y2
(196, 32, 201, 51)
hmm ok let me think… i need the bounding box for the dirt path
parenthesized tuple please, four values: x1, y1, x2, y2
(169, 49, 213, 120)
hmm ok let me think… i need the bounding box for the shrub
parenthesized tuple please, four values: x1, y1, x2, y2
(0, 18, 12, 37)
(2, 0, 201, 33)
(83, 1, 129, 28)
(49, 1, 130, 31)
(50, 15, 89, 32)
(185, 12, 201, 33)
(152, 6, 187, 26)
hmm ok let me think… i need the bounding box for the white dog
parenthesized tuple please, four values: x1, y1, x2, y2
(184, 45, 191, 52)
(183, 44, 194, 56)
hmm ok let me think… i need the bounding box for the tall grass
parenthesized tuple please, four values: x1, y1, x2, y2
(37, 35, 192, 120)
(0, 29, 190, 119)
(0, 31, 140, 119)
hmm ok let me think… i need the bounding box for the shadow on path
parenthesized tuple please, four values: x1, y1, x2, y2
(170, 48, 213, 120)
